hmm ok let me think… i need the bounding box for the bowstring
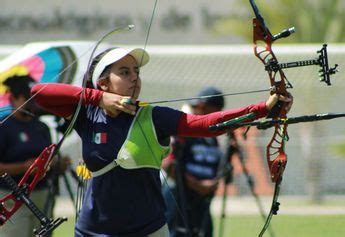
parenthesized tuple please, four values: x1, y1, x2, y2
(131, 0, 192, 233)
(140, 88, 272, 106)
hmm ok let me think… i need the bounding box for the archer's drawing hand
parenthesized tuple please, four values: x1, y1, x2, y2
(265, 93, 293, 113)
(99, 92, 137, 116)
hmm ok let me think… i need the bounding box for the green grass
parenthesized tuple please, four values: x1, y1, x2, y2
(53, 217, 75, 237)
(213, 215, 345, 237)
(52, 215, 345, 237)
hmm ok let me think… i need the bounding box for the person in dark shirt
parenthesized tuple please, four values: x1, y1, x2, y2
(163, 87, 229, 237)
(0, 75, 52, 237)
(31, 46, 292, 237)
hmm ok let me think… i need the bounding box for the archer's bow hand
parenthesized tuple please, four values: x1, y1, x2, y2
(265, 93, 293, 114)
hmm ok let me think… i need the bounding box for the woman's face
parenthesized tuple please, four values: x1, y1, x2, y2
(100, 55, 141, 100)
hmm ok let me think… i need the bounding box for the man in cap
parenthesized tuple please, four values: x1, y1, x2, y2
(1, 75, 37, 118)
(0, 75, 53, 237)
(163, 87, 228, 237)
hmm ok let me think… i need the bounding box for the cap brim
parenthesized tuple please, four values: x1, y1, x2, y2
(127, 48, 150, 67)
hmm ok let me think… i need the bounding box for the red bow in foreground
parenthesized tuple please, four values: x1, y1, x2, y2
(0, 144, 67, 236)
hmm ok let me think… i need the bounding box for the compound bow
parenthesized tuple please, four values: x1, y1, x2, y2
(210, 1, 339, 236)
(209, 1, 338, 236)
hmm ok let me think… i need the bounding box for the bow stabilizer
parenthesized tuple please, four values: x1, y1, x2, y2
(209, 112, 345, 131)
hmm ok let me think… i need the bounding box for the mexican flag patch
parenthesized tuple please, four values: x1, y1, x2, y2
(19, 132, 29, 142)
(93, 132, 107, 144)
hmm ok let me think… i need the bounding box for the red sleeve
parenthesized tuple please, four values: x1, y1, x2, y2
(31, 83, 103, 117)
(177, 101, 268, 137)
(162, 153, 175, 168)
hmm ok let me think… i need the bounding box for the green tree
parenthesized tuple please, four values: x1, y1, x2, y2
(212, 0, 344, 43)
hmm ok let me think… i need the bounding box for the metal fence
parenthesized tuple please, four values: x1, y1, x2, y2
(1, 44, 344, 198)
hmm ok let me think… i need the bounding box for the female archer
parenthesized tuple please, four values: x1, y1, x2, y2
(31, 46, 292, 237)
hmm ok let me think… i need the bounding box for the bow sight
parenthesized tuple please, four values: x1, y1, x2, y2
(250, 0, 338, 86)
(265, 44, 339, 86)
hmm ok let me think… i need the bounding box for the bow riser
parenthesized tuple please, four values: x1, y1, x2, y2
(253, 17, 289, 183)
(253, 19, 290, 94)
(266, 125, 287, 182)
(0, 144, 56, 225)
(0, 195, 22, 225)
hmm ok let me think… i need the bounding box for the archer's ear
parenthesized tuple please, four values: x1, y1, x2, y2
(98, 79, 108, 91)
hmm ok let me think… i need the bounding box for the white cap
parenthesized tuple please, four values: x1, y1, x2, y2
(91, 47, 150, 89)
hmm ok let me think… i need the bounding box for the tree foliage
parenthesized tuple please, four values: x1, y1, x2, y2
(211, 0, 344, 43)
